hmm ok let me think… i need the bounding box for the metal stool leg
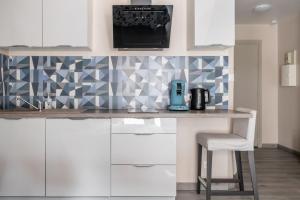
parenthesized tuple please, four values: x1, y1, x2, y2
(197, 144, 203, 194)
(206, 151, 213, 200)
(248, 151, 259, 200)
(235, 151, 244, 191)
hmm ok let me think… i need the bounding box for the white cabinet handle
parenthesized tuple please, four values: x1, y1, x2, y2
(10, 45, 29, 48)
(56, 45, 72, 48)
(4, 118, 22, 120)
(67, 118, 88, 120)
(210, 44, 223, 46)
(133, 164, 155, 168)
(134, 133, 154, 136)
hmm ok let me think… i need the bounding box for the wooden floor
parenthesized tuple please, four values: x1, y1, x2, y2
(176, 148, 300, 200)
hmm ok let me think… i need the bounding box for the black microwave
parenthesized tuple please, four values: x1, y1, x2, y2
(113, 5, 173, 49)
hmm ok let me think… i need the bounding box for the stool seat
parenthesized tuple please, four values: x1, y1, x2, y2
(197, 133, 253, 151)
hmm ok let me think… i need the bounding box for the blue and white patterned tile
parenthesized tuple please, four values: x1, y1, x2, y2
(0, 83, 3, 97)
(30, 82, 45, 97)
(109, 56, 188, 109)
(0, 54, 3, 83)
(55, 96, 74, 109)
(162, 56, 186, 70)
(30, 56, 46, 70)
(189, 56, 229, 109)
(0, 55, 229, 110)
(188, 57, 203, 70)
(6, 82, 30, 96)
(9, 56, 30, 70)
(202, 56, 220, 70)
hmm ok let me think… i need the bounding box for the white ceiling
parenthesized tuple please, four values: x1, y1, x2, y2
(236, 0, 300, 24)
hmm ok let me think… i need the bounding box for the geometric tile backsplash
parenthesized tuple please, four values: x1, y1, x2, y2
(0, 54, 229, 110)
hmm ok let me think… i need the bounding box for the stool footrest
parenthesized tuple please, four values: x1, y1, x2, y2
(211, 191, 254, 196)
(198, 177, 240, 187)
(198, 177, 254, 196)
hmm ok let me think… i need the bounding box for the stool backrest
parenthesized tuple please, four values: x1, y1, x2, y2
(233, 108, 257, 147)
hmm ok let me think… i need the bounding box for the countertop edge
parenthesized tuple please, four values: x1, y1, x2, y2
(0, 109, 252, 119)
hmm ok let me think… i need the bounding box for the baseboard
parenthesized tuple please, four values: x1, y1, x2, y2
(278, 144, 300, 156)
(261, 144, 278, 149)
(176, 182, 235, 191)
(176, 182, 197, 191)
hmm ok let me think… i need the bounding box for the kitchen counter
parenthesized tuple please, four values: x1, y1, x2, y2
(0, 109, 252, 119)
(0, 109, 248, 195)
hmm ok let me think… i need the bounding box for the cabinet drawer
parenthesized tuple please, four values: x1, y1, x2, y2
(111, 118, 176, 134)
(112, 134, 176, 164)
(111, 165, 176, 197)
(46, 118, 110, 135)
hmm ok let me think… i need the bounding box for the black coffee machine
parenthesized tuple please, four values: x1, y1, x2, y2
(190, 88, 211, 110)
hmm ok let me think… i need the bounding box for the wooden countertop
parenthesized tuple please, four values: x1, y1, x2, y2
(0, 109, 252, 119)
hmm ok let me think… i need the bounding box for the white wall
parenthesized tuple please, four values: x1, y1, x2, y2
(278, 14, 300, 152)
(236, 24, 279, 145)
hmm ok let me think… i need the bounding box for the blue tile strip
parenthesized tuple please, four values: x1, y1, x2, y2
(0, 55, 229, 110)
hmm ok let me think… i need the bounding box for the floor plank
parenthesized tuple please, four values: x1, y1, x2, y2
(176, 148, 300, 200)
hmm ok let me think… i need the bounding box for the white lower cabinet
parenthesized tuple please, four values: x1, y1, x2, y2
(111, 118, 177, 198)
(111, 118, 176, 134)
(111, 198, 175, 200)
(111, 165, 176, 197)
(46, 119, 110, 197)
(112, 134, 176, 165)
(0, 118, 45, 196)
(0, 117, 176, 199)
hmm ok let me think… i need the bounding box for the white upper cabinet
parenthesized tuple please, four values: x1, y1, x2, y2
(43, 0, 92, 47)
(0, 0, 43, 47)
(193, 0, 235, 48)
(0, 0, 92, 48)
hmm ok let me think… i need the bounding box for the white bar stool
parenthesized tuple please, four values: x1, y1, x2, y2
(197, 108, 259, 200)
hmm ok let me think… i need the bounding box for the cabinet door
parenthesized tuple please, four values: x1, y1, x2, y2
(195, 0, 235, 47)
(0, 118, 45, 196)
(43, 0, 92, 47)
(112, 134, 176, 165)
(111, 118, 177, 134)
(111, 165, 176, 197)
(0, 0, 43, 47)
(46, 119, 110, 197)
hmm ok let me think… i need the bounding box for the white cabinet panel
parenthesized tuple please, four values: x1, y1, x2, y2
(46, 119, 110, 197)
(0, 0, 43, 47)
(43, 0, 92, 47)
(46, 198, 109, 200)
(0, 118, 45, 196)
(194, 0, 235, 47)
(112, 134, 176, 165)
(111, 198, 175, 200)
(111, 165, 176, 197)
(111, 118, 176, 134)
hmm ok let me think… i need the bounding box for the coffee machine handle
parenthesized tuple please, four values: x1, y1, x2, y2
(205, 89, 211, 104)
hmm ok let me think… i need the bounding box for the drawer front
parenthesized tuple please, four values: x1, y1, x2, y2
(46, 118, 110, 135)
(111, 118, 176, 134)
(111, 198, 175, 200)
(111, 165, 176, 197)
(112, 134, 176, 164)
